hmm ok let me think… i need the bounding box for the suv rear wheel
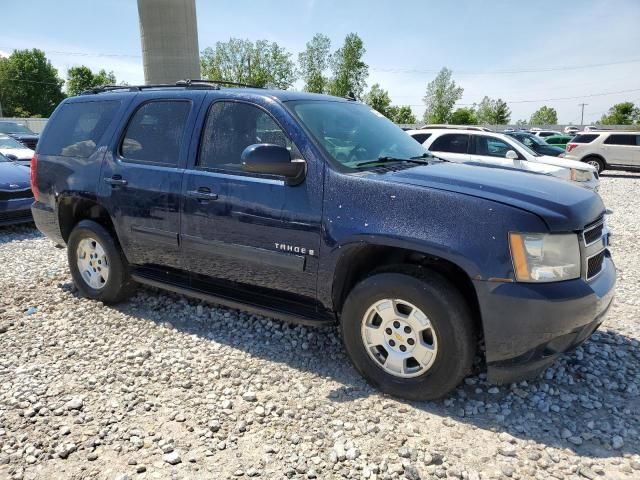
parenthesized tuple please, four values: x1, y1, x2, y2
(67, 220, 134, 303)
(341, 269, 475, 400)
(583, 156, 605, 173)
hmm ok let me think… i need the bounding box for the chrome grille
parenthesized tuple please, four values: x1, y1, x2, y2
(586, 250, 605, 279)
(583, 216, 604, 246)
(0, 188, 32, 201)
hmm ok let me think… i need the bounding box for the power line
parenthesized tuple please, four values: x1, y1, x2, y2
(403, 87, 640, 107)
(1, 78, 62, 85)
(372, 58, 640, 75)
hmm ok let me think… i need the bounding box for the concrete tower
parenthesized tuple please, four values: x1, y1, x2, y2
(137, 0, 200, 84)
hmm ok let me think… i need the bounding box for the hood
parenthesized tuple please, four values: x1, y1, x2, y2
(0, 161, 31, 190)
(0, 147, 34, 160)
(374, 161, 604, 231)
(536, 154, 596, 172)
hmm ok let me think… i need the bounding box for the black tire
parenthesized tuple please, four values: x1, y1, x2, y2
(341, 268, 475, 401)
(583, 156, 605, 174)
(67, 220, 135, 304)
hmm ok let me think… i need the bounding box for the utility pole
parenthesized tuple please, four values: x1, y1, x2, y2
(578, 103, 588, 126)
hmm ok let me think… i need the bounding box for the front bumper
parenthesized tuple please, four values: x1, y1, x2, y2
(474, 253, 615, 384)
(0, 197, 34, 226)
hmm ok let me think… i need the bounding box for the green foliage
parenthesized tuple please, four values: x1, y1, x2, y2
(66, 66, 117, 97)
(298, 34, 331, 94)
(449, 107, 477, 125)
(388, 105, 416, 124)
(200, 38, 297, 89)
(0, 49, 65, 117)
(364, 83, 392, 117)
(329, 33, 368, 99)
(476, 96, 511, 125)
(530, 105, 558, 125)
(422, 68, 463, 123)
(599, 102, 639, 125)
(515, 119, 529, 126)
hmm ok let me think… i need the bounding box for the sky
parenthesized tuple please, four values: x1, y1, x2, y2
(1, 0, 639, 124)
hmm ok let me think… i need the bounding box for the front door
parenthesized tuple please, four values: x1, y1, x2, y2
(180, 98, 323, 305)
(99, 95, 202, 269)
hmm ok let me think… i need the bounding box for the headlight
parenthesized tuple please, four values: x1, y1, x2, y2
(570, 168, 593, 182)
(509, 233, 581, 282)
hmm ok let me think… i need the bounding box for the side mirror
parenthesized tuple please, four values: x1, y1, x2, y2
(241, 144, 306, 185)
(505, 150, 518, 160)
(5, 154, 18, 161)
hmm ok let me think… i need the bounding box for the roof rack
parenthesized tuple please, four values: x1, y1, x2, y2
(80, 78, 265, 95)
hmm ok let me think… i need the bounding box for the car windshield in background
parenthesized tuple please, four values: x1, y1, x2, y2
(287, 101, 432, 169)
(508, 135, 542, 157)
(0, 122, 34, 134)
(0, 135, 27, 149)
(0, 153, 9, 162)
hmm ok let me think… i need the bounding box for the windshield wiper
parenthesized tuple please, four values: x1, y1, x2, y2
(353, 155, 433, 168)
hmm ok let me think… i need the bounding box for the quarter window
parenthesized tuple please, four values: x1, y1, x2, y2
(37, 101, 120, 158)
(429, 134, 469, 154)
(411, 133, 432, 144)
(121, 101, 191, 166)
(198, 101, 295, 172)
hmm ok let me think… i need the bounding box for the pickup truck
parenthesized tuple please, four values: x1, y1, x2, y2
(31, 82, 615, 400)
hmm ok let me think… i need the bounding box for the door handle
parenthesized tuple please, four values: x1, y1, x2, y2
(104, 176, 128, 186)
(186, 188, 218, 201)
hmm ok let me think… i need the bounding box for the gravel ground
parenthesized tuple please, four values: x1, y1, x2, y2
(1, 172, 639, 480)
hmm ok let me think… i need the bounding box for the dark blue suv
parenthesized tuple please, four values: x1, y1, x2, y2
(31, 82, 615, 400)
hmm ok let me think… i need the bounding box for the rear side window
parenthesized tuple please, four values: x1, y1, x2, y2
(120, 101, 191, 166)
(572, 134, 599, 143)
(430, 134, 469, 154)
(38, 101, 119, 157)
(411, 133, 432, 144)
(603, 134, 638, 146)
(198, 101, 294, 172)
(475, 136, 515, 158)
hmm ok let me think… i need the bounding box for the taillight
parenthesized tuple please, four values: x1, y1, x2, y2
(30, 153, 39, 201)
(566, 143, 577, 153)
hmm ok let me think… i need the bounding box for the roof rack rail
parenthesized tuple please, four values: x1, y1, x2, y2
(80, 79, 266, 95)
(177, 78, 265, 89)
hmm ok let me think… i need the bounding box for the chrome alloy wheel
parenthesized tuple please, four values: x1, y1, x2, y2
(587, 159, 601, 172)
(361, 299, 438, 378)
(76, 237, 110, 290)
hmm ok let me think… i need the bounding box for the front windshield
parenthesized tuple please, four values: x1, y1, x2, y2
(287, 101, 431, 169)
(0, 122, 33, 134)
(0, 153, 8, 162)
(0, 135, 26, 149)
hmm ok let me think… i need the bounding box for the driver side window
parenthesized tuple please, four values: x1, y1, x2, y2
(198, 101, 298, 172)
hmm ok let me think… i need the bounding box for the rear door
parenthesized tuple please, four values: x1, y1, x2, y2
(99, 92, 205, 269)
(180, 96, 323, 306)
(603, 134, 638, 165)
(425, 133, 471, 162)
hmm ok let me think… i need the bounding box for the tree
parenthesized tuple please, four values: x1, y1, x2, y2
(66, 66, 117, 96)
(599, 102, 639, 125)
(0, 49, 65, 117)
(449, 107, 477, 125)
(388, 105, 416, 124)
(200, 38, 297, 89)
(364, 83, 392, 117)
(530, 105, 558, 125)
(298, 34, 331, 94)
(515, 119, 528, 126)
(329, 33, 368, 99)
(422, 67, 463, 123)
(476, 96, 511, 125)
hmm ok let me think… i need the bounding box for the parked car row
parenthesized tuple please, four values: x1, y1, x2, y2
(0, 152, 33, 226)
(407, 127, 599, 190)
(0, 121, 39, 150)
(26, 83, 613, 401)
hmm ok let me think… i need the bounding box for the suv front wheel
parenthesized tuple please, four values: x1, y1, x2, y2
(341, 269, 475, 400)
(67, 220, 134, 303)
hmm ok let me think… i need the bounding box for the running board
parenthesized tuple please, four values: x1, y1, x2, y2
(130, 271, 336, 327)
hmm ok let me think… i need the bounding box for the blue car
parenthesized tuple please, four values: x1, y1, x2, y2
(0, 153, 33, 226)
(31, 82, 614, 400)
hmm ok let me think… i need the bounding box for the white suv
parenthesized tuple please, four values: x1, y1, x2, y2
(407, 128, 599, 190)
(564, 131, 640, 173)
